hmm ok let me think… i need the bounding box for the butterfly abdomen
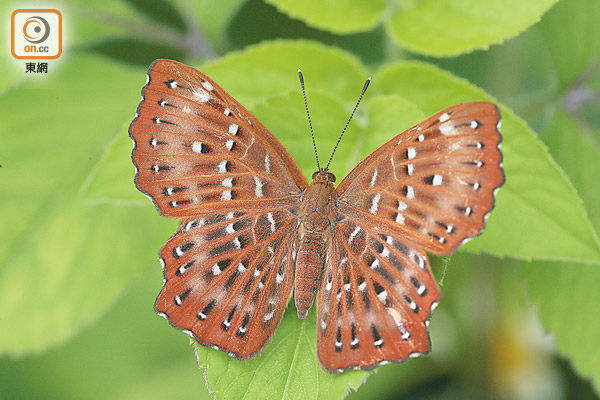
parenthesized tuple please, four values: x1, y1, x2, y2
(295, 176, 338, 319)
(294, 233, 326, 319)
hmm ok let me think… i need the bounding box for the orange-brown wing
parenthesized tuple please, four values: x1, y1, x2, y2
(337, 102, 504, 254)
(317, 217, 440, 372)
(317, 102, 503, 371)
(129, 59, 308, 219)
(129, 59, 308, 358)
(155, 209, 297, 359)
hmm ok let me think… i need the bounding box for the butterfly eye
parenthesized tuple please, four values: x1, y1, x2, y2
(312, 171, 319, 180)
(327, 172, 336, 183)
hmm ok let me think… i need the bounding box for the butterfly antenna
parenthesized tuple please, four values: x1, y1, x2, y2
(326, 76, 371, 170)
(298, 69, 321, 171)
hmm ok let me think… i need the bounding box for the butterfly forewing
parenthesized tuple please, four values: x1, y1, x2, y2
(130, 59, 308, 218)
(130, 59, 308, 358)
(337, 102, 504, 254)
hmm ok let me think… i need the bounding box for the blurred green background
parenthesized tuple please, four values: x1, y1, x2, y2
(1, 0, 600, 399)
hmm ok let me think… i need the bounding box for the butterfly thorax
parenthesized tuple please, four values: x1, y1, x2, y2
(294, 170, 338, 319)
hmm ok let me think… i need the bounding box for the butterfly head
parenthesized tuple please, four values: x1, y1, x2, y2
(312, 169, 336, 185)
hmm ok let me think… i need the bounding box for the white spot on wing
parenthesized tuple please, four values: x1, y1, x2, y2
(370, 258, 380, 269)
(349, 226, 361, 244)
(226, 223, 235, 234)
(439, 122, 456, 135)
(407, 147, 416, 160)
(229, 123, 239, 135)
(174, 295, 183, 305)
(264, 310, 275, 321)
(254, 176, 264, 198)
(217, 160, 228, 173)
(191, 86, 211, 103)
(221, 190, 233, 201)
(267, 212, 276, 232)
(191, 141, 205, 153)
(276, 273, 284, 284)
(238, 262, 247, 273)
(369, 193, 381, 214)
(370, 169, 378, 188)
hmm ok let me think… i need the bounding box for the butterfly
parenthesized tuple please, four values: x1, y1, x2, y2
(129, 59, 504, 372)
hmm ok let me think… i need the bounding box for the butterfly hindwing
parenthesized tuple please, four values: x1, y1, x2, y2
(337, 102, 504, 254)
(155, 209, 297, 358)
(316, 218, 441, 372)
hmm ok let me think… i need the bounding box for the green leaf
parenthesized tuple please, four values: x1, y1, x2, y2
(196, 304, 366, 399)
(520, 0, 600, 391)
(0, 55, 174, 356)
(537, 0, 600, 87)
(169, 0, 247, 50)
(200, 40, 368, 108)
(265, 0, 555, 57)
(523, 110, 600, 392)
(0, 275, 213, 399)
(386, 0, 557, 57)
(541, 110, 600, 230)
(376, 61, 600, 263)
(62, 0, 243, 63)
(265, 0, 386, 34)
(523, 259, 600, 392)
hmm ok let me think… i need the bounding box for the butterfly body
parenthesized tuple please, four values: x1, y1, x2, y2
(295, 170, 338, 318)
(130, 59, 503, 372)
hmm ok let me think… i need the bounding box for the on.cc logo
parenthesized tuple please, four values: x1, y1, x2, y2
(23, 16, 51, 44)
